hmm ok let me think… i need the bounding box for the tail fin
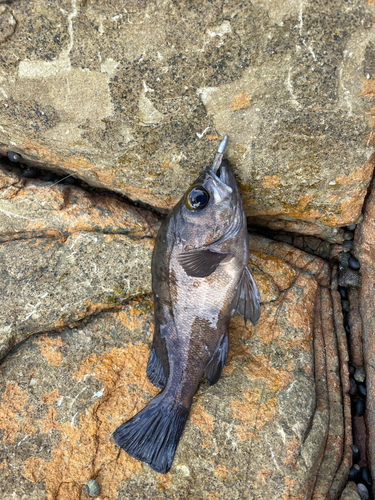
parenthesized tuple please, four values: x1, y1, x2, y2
(113, 393, 189, 474)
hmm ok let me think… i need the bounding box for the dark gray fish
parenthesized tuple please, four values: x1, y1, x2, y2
(113, 136, 261, 473)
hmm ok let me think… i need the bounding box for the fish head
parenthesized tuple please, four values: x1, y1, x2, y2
(176, 159, 243, 248)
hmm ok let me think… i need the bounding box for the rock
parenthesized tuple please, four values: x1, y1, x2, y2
(342, 300, 350, 313)
(356, 175, 375, 499)
(0, 0, 374, 239)
(344, 231, 355, 241)
(340, 481, 361, 500)
(349, 256, 361, 270)
(338, 286, 349, 300)
(353, 399, 365, 417)
(0, 163, 161, 359)
(338, 252, 350, 268)
(0, 235, 352, 499)
(343, 241, 354, 251)
(347, 225, 357, 231)
(338, 268, 362, 288)
(357, 483, 369, 500)
(349, 464, 361, 483)
(352, 446, 361, 464)
(354, 369, 366, 384)
(360, 466, 372, 488)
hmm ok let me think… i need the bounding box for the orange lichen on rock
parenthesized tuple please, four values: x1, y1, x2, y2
(214, 465, 227, 478)
(190, 403, 214, 435)
(156, 472, 173, 490)
(249, 251, 297, 290)
(37, 407, 59, 433)
(41, 388, 60, 405)
(262, 175, 280, 189)
(284, 437, 300, 469)
(34, 336, 66, 366)
(0, 383, 36, 444)
(257, 468, 271, 484)
(23, 343, 157, 500)
(230, 92, 251, 110)
(242, 354, 293, 393)
(252, 303, 283, 344)
(230, 388, 277, 440)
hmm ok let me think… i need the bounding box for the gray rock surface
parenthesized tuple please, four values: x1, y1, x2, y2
(0, 0, 374, 239)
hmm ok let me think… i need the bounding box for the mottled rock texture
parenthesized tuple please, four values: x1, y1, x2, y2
(0, 0, 375, 239)
(0, 161, 159, 359)
(0, 235, 351, 499)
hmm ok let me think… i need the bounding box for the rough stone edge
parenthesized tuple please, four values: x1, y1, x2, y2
(327, 265, 352, 499)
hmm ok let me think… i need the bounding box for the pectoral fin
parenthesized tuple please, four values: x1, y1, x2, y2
(233, 267, 261, 325)
(204, 335, 229, 386)
(177, 249, 232, 278)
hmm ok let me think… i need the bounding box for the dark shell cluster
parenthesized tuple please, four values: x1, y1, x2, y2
(338, 224, 372, 500)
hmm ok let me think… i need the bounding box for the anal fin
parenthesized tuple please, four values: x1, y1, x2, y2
(233, 266, 261, 326)
(204, 335, 229, 386)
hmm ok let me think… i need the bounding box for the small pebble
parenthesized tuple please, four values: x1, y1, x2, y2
(349, 464, 361, 482)
(344, 230, 354, 241)
(44, 172, 55, 182)
(354, 368, 366, 383)
(349, 364, 356, 376)
(7, 151, 21, 163)
(347, 224, 357, 231)
(21, 168, 36, 178)
(337, 252, 350, 268)
(358, 384, 367, 398)
(353, 398, 365, 417)
(352, 445, 361, 464)
(82, 479, 101, 497)
(338, 286, 348, 300)
(342, 240, 354, 251)
(345, 324, 351, 335)
(357, 483, 369, 500)
(348, 255, 360, 270)
(361, 467, 372, 487)
(349, 378, 357, 396)
(342, 300, 350, 312)
(338, 268, 362, 288)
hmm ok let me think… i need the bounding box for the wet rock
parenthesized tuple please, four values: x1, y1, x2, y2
(357, 483, 369, 500)
(339, 286, 349, 300)
(344, 231, 355, 241)
(360, 466, 372, 488)
(21, 167, 37, 178)
(349, 464, 361, 482)
(347, 225, 357, 231)
(352, 445, 361, 464)
(7, 151, 21, 163)
(354, 369, 366, 384)
(353, 399, 365, 417)
(343, 241, 354, 252)
(349, 256, 361, 270)
(350, 378, 358, 397)
(0, 235, 351, 499)
(358, 384, 367, 398)
(0, 0, 374, 239)
(338, 268, 362, 288)
(338, 252, 350, 268)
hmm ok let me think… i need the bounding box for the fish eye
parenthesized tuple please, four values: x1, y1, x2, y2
(184, 185, 210, 211)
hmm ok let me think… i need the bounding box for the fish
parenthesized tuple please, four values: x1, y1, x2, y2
(113, 135, 261, 474)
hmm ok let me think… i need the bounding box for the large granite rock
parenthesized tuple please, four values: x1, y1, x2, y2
(0, 235, 351, 499)
(0, 0, 374, 239)
(0, 161, 160, 359)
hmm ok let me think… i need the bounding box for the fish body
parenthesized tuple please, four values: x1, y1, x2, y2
(113, 142, 260, 474)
